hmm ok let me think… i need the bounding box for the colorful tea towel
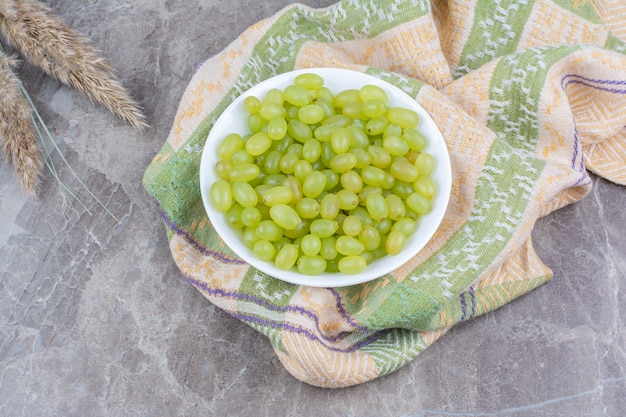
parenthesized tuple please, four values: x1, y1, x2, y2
(143, 0, 626, 388)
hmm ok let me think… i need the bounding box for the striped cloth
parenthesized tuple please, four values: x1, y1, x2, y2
(143, 0, 626, 388)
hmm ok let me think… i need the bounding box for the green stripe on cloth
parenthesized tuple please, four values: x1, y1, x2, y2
(455, 0, 535, 78)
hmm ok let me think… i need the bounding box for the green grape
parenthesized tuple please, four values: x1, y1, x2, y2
(359, 84, 388, 103)
(295, 73, 324, 90)
(241, 206, 262, 227)
(367, 145, 391, 168)
(274, 237, 291, 252)
(270, 204, 302, 230)
(315, 86, 334, 102)
(342, 102, 362, 119)
(337, 189, 359, 210)
(302, 138, 321, 162)
(320, 236, 338, 260)
(391, 217, 416, 237)
(319, 193, 340, 220)
(330, 153, 357, 173)
(386, 230, 407, 255)
(279, 152, 299, 174)
(210, 180, 232, 212)
(349, 207, 374, 226)
(338, 255, 367, 274)
(230, 149, 254, 165)
(310, 219, 338, 238)
(321, 169, 339, 190)
(391, 181, 414, 199)
(242, 227, 260, 248)
(284, 84, 312, 107)
(229, 163, 260, 183)
(334, 89, 360, 108)
(298, 104, 325, 124)
(403, 128, 427, 151)
(215, 159, 232, 180)
(297, 255, 327, 275)
(300, 234, 322, 256)
(383, 135, 410, 157)
(282, 176, 303, 202)
(382, 171, 396, 189)
(359, 225, 381, 251)
(225, 204, 244, 229)
(336, 236, 364, 256)
(330, 127, 351, 154)
(263, 173, 286, 186)
(217, 133, 243, 159)
(296, 198, 320, 219)
(340, 170, 363, 194)
(263, 150, 282, 174)
(293, 160, 313, 183)
(314, 97, 336, 117)
(287, 143, 303, 159)
(259, 102, 286, 121)
(321, 142, 337, 168)
(415, 152, 435, 176)
(248, 113, 266, 133)
(365, 193, 388, 221)
(374, 217, 392, 235)
(390, 158, 419, 182)
(264, 88, 284, 105)
(256, 220, 284, 242)
(232, 182, 258, 207)
(243, 96, 262, 114)
(358, 186, 382, 205)
(282, 219, 310, 239)
(361, 99, 387, 119)
(267, 117, 288, 140)
(262, 185, 293, 206)
(322, 114, 351, 127)
(273, 134, 293, 152)
(406, 192, 432, 214)
(383, 123, 403, 139)
(342, 215, 362, 237)
(253, 240, 276, 261)
(275, 244, 298, 270)
(346, 126, 369, 149)
(286, 105, 299, 120)
(314, 124, 335, 142)
(288, 119, 313, 143)
(365, 116, 389, 136)
(361, 165, 386, 186)
(385, 194, 405, 220)
(302, 171, 327, 198)
(246, 132, 272, 156)
(351, 148, 371, 169)
(413, 176, 437, 199)
(387, 107, 419, 128)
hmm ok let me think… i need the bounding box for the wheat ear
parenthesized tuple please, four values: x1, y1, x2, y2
(0, 0, 148, 130)
(0, 52, 41, 195)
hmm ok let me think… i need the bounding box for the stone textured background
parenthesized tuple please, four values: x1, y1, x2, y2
(1, 1, 624, 416)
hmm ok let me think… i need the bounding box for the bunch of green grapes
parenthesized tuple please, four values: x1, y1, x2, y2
(210, 73, 437, 275)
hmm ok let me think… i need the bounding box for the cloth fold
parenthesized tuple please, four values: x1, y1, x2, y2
(143, 0, 626, 388)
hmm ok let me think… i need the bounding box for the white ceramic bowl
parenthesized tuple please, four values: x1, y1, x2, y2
(199, 68, 451, 287)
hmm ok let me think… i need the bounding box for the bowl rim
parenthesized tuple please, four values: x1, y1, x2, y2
(199, 67, 451, 287)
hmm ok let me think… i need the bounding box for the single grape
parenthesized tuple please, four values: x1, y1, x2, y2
(210, 180, 232, 212)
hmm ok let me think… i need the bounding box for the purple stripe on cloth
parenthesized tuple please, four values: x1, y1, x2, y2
(328, 288, 372, 332)
(160, 209, 247, 265)
(186, 275, 369, 343)
(561, 74, 626, 88)
(469, 286, 476, 319)
(231, 312, 389, 353)
(572, 125, 581, 170)
(460, 292, 467, 321)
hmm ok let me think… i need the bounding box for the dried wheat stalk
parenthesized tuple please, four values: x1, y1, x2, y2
(0, 52, 41, 195)
(0, 0, 148, 130)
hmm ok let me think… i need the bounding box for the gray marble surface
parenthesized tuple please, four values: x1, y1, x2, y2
(1, 1, 625, 416)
